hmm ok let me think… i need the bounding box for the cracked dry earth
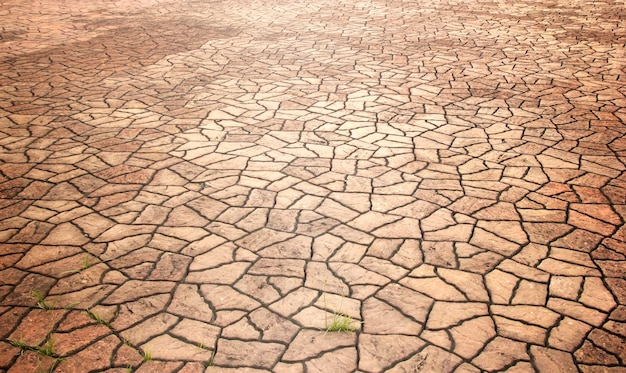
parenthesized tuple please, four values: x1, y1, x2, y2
(1, 0, 626, 372)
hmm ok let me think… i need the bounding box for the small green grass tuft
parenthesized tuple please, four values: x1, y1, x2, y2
(325, 312, 356, 332)
(8, 336, 59, 361)
(8, 337, 28, 350)
(31, 290, 55, 310)
(38, 338, 55, 356)
(321, 280, 358, 333)
(83, 255, 91, 269)
(142, 349, 152, 362)
(86, 309, 111, 327)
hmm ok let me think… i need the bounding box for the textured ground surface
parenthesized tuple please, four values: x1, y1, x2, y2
(1, 0, 626, 371)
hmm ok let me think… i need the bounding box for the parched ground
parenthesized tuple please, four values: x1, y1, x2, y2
(1, 0, 625, 371)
